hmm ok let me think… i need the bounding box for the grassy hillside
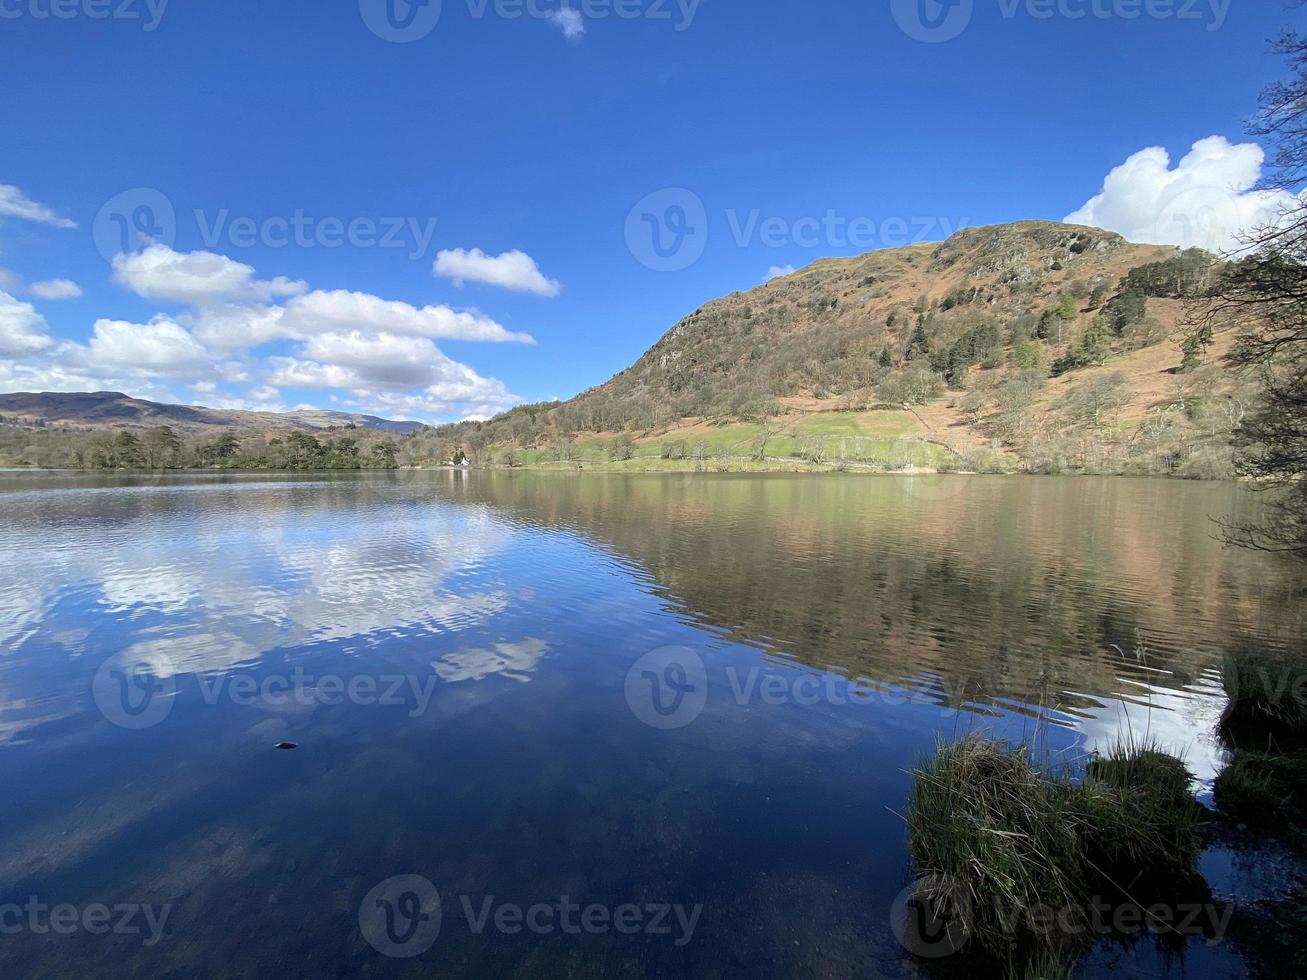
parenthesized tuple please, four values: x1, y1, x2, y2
(416, 221, 1248, 477)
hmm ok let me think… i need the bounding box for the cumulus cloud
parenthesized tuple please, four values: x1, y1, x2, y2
(766, 264, 797, 281)
(433, 248, 562, 297)
(189, 303, 290, 350)
(85, 317, 214, 377)
(0, 184, 76, 229)
(29, 278, 82, 300)
(1064, 136, 1304, 254)
(270, 331, 521, 418)
(295, 331, 455, 389)
(547, 4, 586, 40)
(0, 290, 53, 356)
(112, 244, 307, 304)
(1, 244, 529, 423)
(282, 289, 536, 342)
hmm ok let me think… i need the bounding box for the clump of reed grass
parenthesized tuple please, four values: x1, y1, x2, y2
(1214, 749, 1307, 829)
(906, 734, 1204, 964)
(1082, 736, 1205, 873)
(906, 737, 1087, 956)
(1221, 649, 1307, 734)
(1004, 951, 1076, 980)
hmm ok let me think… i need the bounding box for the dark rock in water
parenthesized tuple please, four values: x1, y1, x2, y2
(274, 742, 299, 750)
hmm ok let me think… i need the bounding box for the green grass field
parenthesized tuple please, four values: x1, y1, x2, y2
(501, 410, 963, 471)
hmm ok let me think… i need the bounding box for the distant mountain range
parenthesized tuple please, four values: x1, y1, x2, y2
(0, 391, 423, 435)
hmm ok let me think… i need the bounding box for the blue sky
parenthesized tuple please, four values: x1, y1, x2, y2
(0, 0, 1299, 422)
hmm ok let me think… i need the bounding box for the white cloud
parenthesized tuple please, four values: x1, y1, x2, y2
(547, 4, 586, 40)
(1064, 136, 1304, 254)
(766, 264, 797, 281)
(113, 244, 307, 304)
(189, 303, 290, 349)
(0, 354, 179, 402)
(282, 289, 535, 342)
(433, 247, 561, 297)
(29, 278, 82, 300)
(1, 244, 528, 423)
(85, 317, 214, 378)
(0, 290, 53, 356)
(0, 184, 76, 229)
(344, 387, 520, 422)
(0, 268, 23, 292)
(296, 331, 454, 389)
(269, 330, 521, 419)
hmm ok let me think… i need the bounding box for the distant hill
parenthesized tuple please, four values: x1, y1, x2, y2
(0, 391, 422, 435)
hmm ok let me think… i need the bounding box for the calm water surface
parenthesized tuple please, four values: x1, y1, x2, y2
(0, 471, 1302, 978)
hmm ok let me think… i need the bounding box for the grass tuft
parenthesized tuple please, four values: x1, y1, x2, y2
(1214, 749, 1307, 831)
(906, 737, 1086, 956)
(1004, 951, 1077, 980)
(906, 734, 1203, 965)
(1081, 738, 1204, 873)
(1221, 649, 1307, 734)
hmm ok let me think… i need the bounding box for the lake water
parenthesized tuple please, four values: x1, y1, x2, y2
(0, 471, 1302, 978)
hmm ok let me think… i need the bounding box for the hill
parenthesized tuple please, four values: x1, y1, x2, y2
(0, 391, 421, 435)
(414, 220, 1246, 478)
